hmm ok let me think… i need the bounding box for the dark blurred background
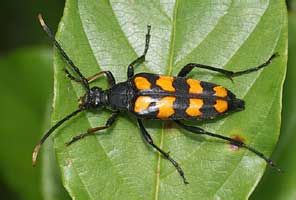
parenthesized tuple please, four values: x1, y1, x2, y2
(0, 0, 295, 200)
(0, 0, 64, 54)
(0, 1, 66, 200)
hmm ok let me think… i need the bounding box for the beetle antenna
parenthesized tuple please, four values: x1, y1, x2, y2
(38, 13, 90, 91)
(32, 108, 84, 166)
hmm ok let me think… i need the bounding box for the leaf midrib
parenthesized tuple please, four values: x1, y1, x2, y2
(153, 0, 180, 199)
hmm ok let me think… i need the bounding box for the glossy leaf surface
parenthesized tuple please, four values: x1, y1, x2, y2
(51, 0, 287, 199)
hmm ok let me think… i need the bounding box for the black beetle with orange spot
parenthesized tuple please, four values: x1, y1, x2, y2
(33, 14, 281, 184)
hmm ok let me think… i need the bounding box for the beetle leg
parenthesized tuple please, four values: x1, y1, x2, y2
(66, 112, 119, 146)
(64, 69, 116, 87)
(127, 25, 151, 78)
(177, 53, 278, 80)
(174, 120, 281, 172)
(138, 119, 189, 184)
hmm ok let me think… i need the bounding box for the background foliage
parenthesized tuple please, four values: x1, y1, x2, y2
(0, 0, 294, 200)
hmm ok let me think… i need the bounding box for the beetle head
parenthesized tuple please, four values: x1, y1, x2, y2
(79, 86, 105, 109)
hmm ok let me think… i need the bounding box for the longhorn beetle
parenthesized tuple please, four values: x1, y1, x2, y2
(33, 14, 280, 184)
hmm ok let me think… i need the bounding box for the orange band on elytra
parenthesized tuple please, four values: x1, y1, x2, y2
(185, 99, 203, 117)
(187, 79, 203, 94)
(156, 76, 175, 92)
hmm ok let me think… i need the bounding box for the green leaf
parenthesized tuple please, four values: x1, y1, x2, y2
(51, 0, 287, 199)
(250, 11, 296, 200)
